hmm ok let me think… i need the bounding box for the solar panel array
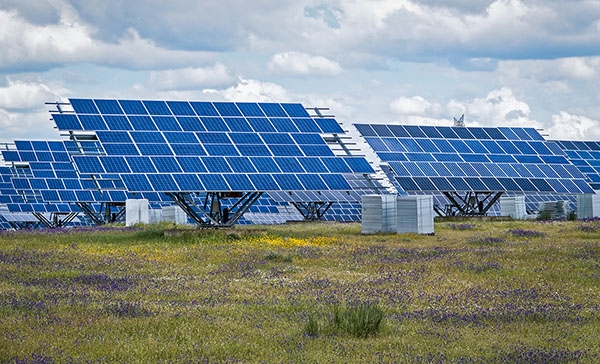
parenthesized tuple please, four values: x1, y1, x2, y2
(2, 139, 171, 205)
(356, 124, 594, 195)
(3, 96, 599, 229)
(552, 140, 600, 190)
(51, 99, 374, 195)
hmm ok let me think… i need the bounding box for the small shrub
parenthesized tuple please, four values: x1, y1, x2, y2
(304, 302, 385, 338)
(507, 229, 544, 238)
(304, 314, 320, 337)
(104, 301, 153, 318)
(332, 303, 385, 338)
(537, 210, 553, 221)
(265, 251, 292, 263)
(447, 223, 476, 230)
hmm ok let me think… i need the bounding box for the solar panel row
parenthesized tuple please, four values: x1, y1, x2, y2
(356, 124, 594, 195)
(553, 140, 600, 190)
(52, 99, 374, 196)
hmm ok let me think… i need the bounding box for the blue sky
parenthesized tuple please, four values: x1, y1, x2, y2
(2, 0, 600, 142)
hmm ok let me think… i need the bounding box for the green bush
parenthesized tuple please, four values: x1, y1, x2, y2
(305, 302, 385, 338)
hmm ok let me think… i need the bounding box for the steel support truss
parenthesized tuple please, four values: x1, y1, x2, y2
(290, 201, 333, 221)
(440, 191, 504, 216)
(75, 202, 126, 225)
(32, 212, 79, 228)
(165, 191, 263, 228)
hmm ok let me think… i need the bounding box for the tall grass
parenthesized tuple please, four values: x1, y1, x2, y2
(304, 302, 385, 338)
(1, 220, 599, 363)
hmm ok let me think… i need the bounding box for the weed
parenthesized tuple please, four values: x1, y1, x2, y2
(305, 302, 385, 338)
(265, 251, 292, 263)
(507, 229, 545, 238)
(447, 223, 476, 230)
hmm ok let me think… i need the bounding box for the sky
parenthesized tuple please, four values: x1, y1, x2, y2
(2, 0, 600, 143)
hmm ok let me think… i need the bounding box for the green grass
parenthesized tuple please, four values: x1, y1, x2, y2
(1, 220, 599, 363)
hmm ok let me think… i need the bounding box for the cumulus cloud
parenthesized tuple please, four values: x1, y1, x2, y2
(451, 87, 541, 128)
(147, 63, 235, 91)
(0, 76, 67, 141)
(268, 52, 342, 76)
(0, 78, 64, 110)
(558, 58, 597, 80)
(0, 3, 214, 72)
(546, 111, 600, 140)
(0, 108, 61, 142)
(390, 96, 435, 116)
(204, 78, 292, 102)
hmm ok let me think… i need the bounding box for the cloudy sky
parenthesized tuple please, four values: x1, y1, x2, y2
(2, 0, 600, 143)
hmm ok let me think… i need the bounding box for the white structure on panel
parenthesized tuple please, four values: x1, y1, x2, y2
(361, 194, 397, 234)
(577, 193, 600, 219)
(396, 195, 434, 235)
(500, 196, 527, 219)
(126, 199, 149, 226)
(161, 205, 189, 225)
(538, 200, 572, 219)
(149, 209, 163, 224)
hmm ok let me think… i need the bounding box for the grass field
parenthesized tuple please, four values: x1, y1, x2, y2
(1, 219, 599, 363)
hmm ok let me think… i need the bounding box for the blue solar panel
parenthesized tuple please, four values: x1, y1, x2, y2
(153, 116, 181, 131)
(172, 174, 201, 190)
(104, 116, 133, 130)
(224, 174, 255, 191)
(47, 99, 374, 201)
(80, 115, 107, 130)
(321, 157, 352, 173)
(315, 118, 343, 133)
(275, 157, 304, 173)
(147, 174, 179, 190)
(225, 117, 253, 132)
(128, 115, 157, 130)
(127, 156, 157, 172)
(357, 124, 594, 194)
(248, 174, 279, 190)
(119, 100, 148, 114)
(553, 139, 600, 190)
(71, 99, 99, 114)
(178, 117, 205, 131)
(95, 99, 123, 114)
(237, 103, 266, 117)
(143, 101, 171, 115)
(190, 102, 219, 116)
(215, 102, 242, 117)
(297, 174, 327, 190)
(292, 118, 321, 133)
(281, 104, 310, 117)
(167, 101, 196, 116)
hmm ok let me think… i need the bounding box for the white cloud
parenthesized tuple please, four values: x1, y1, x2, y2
(148, 63, 234, 91)
(558, 58, 597, 80)
(204, 78, 291, 102)
(0, 4, 214, 71)
(389, 95, 434, 116)
(546, 111, 600, 140)
(267, 52, 342, 76)
(0, 76, 67, 142)
(0, 78, 64, 110)
(0, 108, 61, 142)
(452, 87, 541, 127)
